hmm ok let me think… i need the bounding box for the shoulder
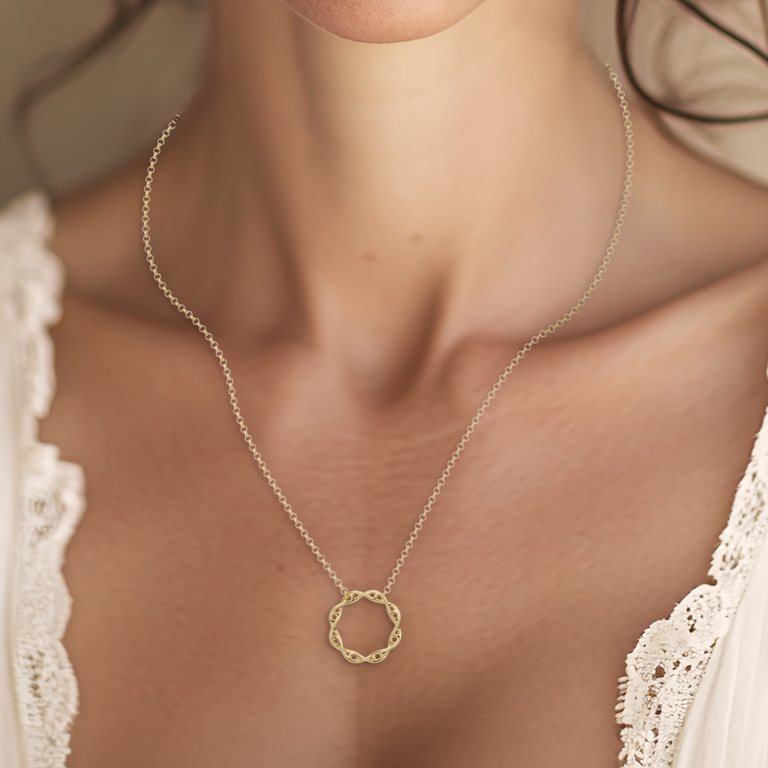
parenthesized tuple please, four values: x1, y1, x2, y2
(690, 256, 768, 343)
(631, 255, 768, 394)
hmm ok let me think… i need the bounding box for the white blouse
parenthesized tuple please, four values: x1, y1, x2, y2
(0, 193, 767, 768)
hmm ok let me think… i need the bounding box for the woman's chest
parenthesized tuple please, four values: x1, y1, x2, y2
(41, 295, 768, 768)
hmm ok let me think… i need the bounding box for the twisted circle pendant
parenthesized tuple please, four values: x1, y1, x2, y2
(328, 590, 402, 663)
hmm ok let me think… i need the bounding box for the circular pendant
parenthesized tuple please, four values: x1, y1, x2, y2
(328, 589, 402, 664)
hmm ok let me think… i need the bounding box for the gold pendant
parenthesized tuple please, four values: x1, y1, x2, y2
(328, 589, 402, 663)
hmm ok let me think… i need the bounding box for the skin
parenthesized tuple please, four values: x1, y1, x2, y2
(36, 0, 768, 765)
(282, 0, 487, 42)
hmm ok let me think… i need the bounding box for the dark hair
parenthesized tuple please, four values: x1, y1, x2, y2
(619, 0, 768, 124)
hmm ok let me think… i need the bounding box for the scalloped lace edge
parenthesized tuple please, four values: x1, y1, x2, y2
(616, 397, 768, 767)
(3, 193, 86, 768)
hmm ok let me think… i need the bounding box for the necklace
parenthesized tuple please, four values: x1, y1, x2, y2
(141, 63, 634, 664)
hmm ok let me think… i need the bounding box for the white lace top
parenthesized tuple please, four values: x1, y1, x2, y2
(1, 193, 767, 768)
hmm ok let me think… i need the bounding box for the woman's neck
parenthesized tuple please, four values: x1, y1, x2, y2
(54, 0, 768, 390)
(166, 2, 622, 357)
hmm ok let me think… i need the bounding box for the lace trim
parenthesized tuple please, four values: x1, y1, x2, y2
(616, 398, 768, 767)
(1, 194, 85, 768)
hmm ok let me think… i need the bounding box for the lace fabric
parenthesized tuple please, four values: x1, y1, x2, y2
(0, 192, 766, 767)
(1, 194, 85, 768)
(616, 409, 768, 768)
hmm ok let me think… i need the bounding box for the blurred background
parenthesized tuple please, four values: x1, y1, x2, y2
(1, 0, 768, 207)
(0, 0, 207, 205)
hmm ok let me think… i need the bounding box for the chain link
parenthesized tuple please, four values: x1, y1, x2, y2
(141, 64, 634, 598)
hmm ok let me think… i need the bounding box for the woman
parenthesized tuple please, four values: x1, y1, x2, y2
(1, 0, 768, 765)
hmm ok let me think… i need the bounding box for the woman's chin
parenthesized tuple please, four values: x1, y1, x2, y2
(282, 0, 487, 43)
